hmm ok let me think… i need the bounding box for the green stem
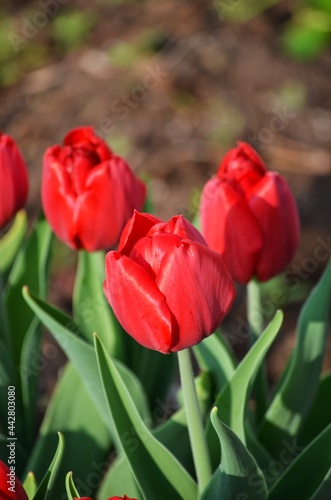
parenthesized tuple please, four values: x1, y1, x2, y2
(247, 279, 268, 421)
(178, 348, 212, 494)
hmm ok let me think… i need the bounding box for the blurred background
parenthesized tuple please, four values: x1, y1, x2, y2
(1, 0, 330, 394)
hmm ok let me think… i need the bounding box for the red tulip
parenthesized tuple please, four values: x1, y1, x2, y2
(104, 211, 235, 354)
(0, 461, 28, 500)
(200, 142, 300, 284)
(0, 132, 28, 230)
(41, 127, 146, 251)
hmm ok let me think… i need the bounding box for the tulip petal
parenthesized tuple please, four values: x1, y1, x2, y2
(200, 178, 263, 284)
(0, 460, 28, 500)
(0, 135, 28, 228)
(155, 241, 235, 352)
(248, 172, 300, 281)
(119, 211, 161, 256)
(104, 252, 176, 353)
(64, 126, 112, 162)
(74, 158, 146, 251)
(154, 215, 207, 246)
(41, 151, 77, 249)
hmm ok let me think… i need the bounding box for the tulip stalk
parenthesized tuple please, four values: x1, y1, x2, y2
(178, 348, 212, 494)
(247, 279, 268, 420)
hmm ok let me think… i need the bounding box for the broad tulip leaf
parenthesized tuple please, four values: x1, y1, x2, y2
(268, 423, 331, 500)
(193, 331, 236, 395)
(22, 472, 37, 500)
(128, 337, 177, 412)
(6, 213, 52, 367)
(73, 250, 125, 358)
(31, 432, 65, 500)
(310, 467, 331, 500)
(22, 289, 150, 437)
(259, 260, 331, 456)
(0, 209, 28, 274)
(65, 472, 80, 500)
(94, 334, 198, 500)
(206, 310, 283, 468)
(97, 455, 142, 500)
(201, 408, 267, 500)
(25, 364, 112, 500)
(299, 371, 331, 445)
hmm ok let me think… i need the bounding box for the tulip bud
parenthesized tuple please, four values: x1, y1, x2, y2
(200, 142, 300, 284)
(104, 211, 236, 354)
(41, 127, 146, 251)
(0, 460, 28, 500)
(0, 132, 28, 230)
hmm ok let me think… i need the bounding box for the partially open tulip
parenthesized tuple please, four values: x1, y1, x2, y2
(104, 211, 235, 353)
(42, 127, 146, 251)
(0, 132, 28, 230)
(200, 142, 300, 284)
(0, 461, 28, 500)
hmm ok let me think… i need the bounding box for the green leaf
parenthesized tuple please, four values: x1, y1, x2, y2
(193, 331, 235, 395)
(310, 467, 331, 500)
(259, 260, 331, 456)
(201, 408, 267, 500)
(25, 364, 112, 499)
(22, 289, 150, 439)
(94, 334, 198, 500)
(299, 371, 331, 446)
(268, 424, 331, 500)
(22, 472, 37, 500)
(0, 209, 27, 274)
(206, 311, 283, 468)
(65, 471, 80, 500)
(73, 250, 125, 358)
(97, 455, 142, 500)
(5, 213, 52, 367)
(31, 432, 65, 500)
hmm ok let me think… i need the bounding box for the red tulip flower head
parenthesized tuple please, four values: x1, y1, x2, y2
(0, 461, 28, 500)
(200, 142, 300, 284)
(0, 132, 28, 230)
(104, 211, 235, 353)
(42, 127, 146, 251)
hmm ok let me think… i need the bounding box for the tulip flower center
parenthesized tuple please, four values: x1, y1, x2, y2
(129, 233, 182, 278)
(59, 145, 102, 195)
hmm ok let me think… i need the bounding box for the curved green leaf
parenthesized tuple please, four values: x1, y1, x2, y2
(299, 371, 331, 446)
(22, 289, 150, 438)
(22, 472, 37, 500)
(65, 472, 80, 500)
(0, 209, 28, 274)
(31, 432, 65, 500)
(94, 334, 198, 500)
(25, 364, 112, 499)
(259, 260, 331, 456)
(73, 250, 125, 358)
(193, 331, 236, 395)
(206, 311, 283, 468)
(201, 408, 267, 500)
(268, 424, 331, 500)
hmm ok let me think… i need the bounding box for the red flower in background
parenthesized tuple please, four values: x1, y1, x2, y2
(104, 211, 235, 354)
(42, 127, 146, 251)
(200, 142, 300, 284)
(0, 461, 28, 500)
(0, 132, 28, 230)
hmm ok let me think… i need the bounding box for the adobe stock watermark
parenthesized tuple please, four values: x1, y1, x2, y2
(236, 438, 305, 499)
(7, 0, 70, 53)
(247, 106, 297, 151)
(223, 233, 331, 347)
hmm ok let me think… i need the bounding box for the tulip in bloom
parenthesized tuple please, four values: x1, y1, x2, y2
(0, 461, 28, 500)
(200, 142, 300, 284)
(42, 127, 146, 251)
(104, 211, 235, 354)
(0, 132, 28, 230)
